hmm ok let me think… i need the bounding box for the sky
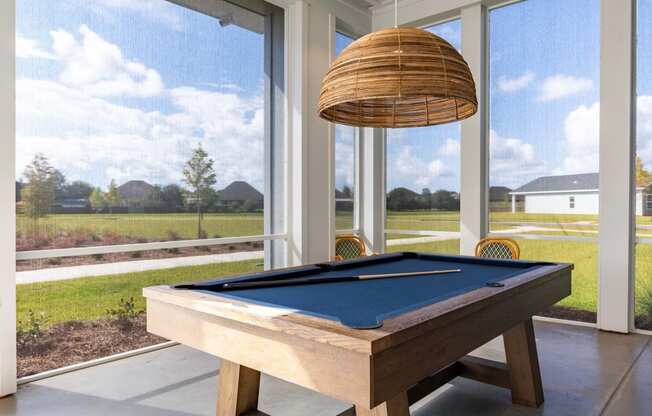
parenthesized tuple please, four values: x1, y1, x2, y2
(15, 0, 652, 194)
(16, 0, 265, 191)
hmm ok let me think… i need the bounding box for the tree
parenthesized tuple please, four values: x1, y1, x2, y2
(105, 179, 122, 213)
(51, 169, 66, 201)
(636, 156, 652, 187)
(61, 180, 94, 200)
(89, 187, 106, 212)
(183, 145, 217, 238)
(22, 154, 57, 219)
(161, 184, 185, 212)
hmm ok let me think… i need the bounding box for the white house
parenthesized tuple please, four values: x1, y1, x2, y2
(510, 173, 651, 215)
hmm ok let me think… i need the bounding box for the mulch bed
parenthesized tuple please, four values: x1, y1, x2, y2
(17, 314, 167, 378)
(537, 305, 597, 324)
(16, 241, 263, 272)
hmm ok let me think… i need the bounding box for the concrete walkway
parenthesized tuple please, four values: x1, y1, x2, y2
(16, 251, 264, 285)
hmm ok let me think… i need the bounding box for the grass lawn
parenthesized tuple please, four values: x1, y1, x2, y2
(17, 213, 266, 241)
(388, 238, 652, 319)
(17, 260, 262, 326)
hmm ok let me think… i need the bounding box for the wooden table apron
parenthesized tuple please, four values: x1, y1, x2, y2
(143, 263, 571, 414)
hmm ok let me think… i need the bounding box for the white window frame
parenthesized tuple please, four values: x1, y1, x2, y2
(0, 0, 16, 398)
(334, 28, 363, 236)
(377, 0, 639, 334)
(0, 0, 297, 394)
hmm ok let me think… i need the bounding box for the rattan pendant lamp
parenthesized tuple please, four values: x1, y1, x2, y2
(319, 0, 478, 128)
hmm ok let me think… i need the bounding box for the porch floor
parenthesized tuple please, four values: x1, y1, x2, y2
(1, 321, 650, 416)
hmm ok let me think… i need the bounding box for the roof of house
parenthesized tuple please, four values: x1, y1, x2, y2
(117, 180, 155, 200)
(489, 186, 512, 201)
(511, 173, 599, 194)
(218, 181, 263, 201)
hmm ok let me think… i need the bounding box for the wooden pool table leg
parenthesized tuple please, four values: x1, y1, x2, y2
(503, 318, 544, 408)
(216, 359, 261, 416)
(355, 391, 410, 416)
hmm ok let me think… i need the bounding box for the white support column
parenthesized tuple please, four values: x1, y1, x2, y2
(359, 128, 386, 254)
(598, 0, 635, 333)
(0, 0, 17, 397)
(286, 1, 335, 265)
(511, 194, 516, 213)
(460, 4, 488, 256)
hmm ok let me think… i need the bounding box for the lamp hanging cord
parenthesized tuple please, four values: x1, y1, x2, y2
(395, 0, 398, 28)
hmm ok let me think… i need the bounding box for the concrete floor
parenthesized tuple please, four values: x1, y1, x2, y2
(1, 321, 650, 416)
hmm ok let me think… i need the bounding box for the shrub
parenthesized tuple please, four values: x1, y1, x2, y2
(47, 258, 62, 266)
(106, 297, 143, 330)
(166, 231, 182, 254)
(637, 285, 652, 329)
(93, 253, 105, 261)
(17, 310, 49, 349)
(130, 251, 143, 258)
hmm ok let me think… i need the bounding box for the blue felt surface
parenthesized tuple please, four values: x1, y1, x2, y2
(177, 253, 550, 329)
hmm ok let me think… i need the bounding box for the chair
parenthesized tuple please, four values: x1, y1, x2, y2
(475, 237, 520, 260)
(334, 235, 367, 260)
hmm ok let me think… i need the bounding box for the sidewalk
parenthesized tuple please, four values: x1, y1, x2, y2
(16, 251, 265, 285)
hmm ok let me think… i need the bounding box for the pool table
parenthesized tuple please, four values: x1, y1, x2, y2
(144, 252, 572, 416)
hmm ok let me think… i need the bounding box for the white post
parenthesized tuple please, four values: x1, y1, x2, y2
(598, 0, 635, 333)
(286, 1, 335, 265)
(0, 0, 17, 397)
(460, 4, 488, 255)
(359, 128, 386, 254)
(511, 194, 516, 213)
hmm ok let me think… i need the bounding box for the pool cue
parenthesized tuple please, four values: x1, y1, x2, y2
(218, 268, 462, 291)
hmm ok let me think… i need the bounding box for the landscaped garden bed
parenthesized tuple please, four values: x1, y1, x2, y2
(17, 313, 166, 378)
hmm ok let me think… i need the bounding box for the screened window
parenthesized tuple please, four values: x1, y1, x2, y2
(385, 19, 461, 255)
(15, 0, 284, 377)
(635, 0, 652, 331)
(335, 32, 358, 232)
(489, 0, 600, 323)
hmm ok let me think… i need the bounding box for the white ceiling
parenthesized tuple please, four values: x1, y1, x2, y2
(343, 0, 386, 11)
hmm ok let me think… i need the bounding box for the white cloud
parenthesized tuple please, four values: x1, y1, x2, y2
(554, 102, 600, 175)
(16, 34, 58, 60)
(16, 79, 265, 190)
(95, 0, 184, 31)
(497, 72, 535, 93)
(335, 125, 355, 189)
(490, 130, 545, 188)
(637, 96, 652, 170)
(437, 138, 460, 157)
(390, 146, 454, 189)
(50, 25, 164, 98)
(538, 75, 593, 102)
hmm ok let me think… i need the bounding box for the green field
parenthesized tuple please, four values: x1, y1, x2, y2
(15, 211, 652, 328)
(17, 260, 263, 325)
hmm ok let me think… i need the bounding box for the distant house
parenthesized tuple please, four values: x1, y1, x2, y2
(217, 181, 263, 210)
(50, 198, 91, 214)
(510, 173, 651, 215)
(118, 180, 155, 210)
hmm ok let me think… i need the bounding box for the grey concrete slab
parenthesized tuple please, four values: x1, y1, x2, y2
(0, 345, 351, 416)
(413, 322, 650, 416)
(0, 322, 649, 416)
(603, 337, 652, 416)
